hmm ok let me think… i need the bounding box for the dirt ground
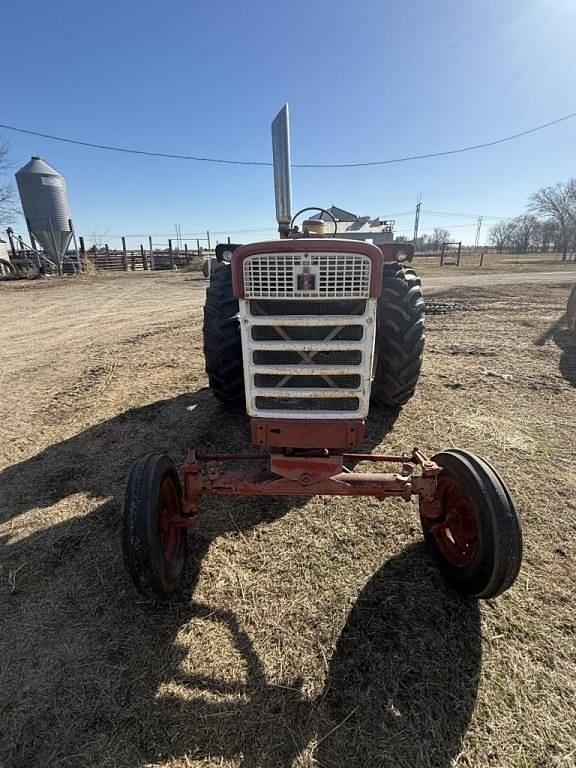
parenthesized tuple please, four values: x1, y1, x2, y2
(1, 271, 575, 768)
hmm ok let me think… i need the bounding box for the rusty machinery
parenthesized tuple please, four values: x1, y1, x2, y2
(122, 106, 522, 601)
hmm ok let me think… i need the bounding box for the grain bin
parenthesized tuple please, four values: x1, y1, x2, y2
(15, 156, 73, 266)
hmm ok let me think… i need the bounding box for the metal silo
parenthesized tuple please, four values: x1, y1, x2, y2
(15, 156, 73, 267)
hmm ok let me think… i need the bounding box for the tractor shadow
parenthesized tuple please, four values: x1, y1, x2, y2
(124, 545, 481, 768)
(1, 394, 479, 766)
(534, 315, 576, 387)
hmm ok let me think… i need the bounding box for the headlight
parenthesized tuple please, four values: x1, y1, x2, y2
(396, 250, 409, 262)
(221, 249, 233, 263)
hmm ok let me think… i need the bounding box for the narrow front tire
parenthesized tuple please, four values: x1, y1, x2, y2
(122, 454, 187, 600)
(420, 449, 522, 599)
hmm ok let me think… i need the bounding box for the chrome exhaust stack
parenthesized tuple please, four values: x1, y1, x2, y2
(271, 104, 293, 238)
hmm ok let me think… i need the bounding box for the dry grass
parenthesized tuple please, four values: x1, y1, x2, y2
(0, 274, 575, 767)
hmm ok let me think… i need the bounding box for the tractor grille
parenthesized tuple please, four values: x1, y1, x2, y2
(244, 253, 371, 299)
(241, 301, 376, 418)
(239, 251, 376, 419)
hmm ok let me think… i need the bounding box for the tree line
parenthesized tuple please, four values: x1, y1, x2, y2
(397, 228, 453, 251)
(489, 179, 576, 259)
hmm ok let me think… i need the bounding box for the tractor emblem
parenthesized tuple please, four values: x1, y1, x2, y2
(297, 266, 316, 291)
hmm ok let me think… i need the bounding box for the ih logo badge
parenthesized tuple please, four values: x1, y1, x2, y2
(297, 265, 317, 291)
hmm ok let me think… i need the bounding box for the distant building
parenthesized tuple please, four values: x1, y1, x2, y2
(317, 206, 395, 244)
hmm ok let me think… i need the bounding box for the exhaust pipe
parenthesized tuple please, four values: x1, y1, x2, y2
(271, 104, 293, 238)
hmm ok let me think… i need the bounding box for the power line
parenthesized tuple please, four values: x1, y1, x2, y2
(423, 209, 514, 220)
(1, 109, 575, 168)
(395, 222, 480, 233)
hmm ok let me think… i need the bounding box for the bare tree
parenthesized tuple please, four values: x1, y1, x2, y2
(488, 221, 512, 253)
(535, 218, 558, 252)
(0, 140, 18, 228)
(529, 180, 576, 260)
(509, 214, 540, 253)
(431, 228, 451, 252)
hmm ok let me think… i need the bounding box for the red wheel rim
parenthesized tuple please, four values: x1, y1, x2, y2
(429, 475, 479, 567)
(159, 476, 181, 562)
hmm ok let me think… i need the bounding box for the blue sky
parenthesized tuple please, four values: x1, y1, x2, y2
(3, 0, 576, 248)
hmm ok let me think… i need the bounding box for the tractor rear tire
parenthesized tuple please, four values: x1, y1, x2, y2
(371, 263, 425, 408)
(420, 449, 523, 599)
(203, 265, 245, 408)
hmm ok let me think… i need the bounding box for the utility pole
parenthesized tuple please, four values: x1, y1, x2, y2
(413, 195, 422, 246)
(474, 216, 483, 250)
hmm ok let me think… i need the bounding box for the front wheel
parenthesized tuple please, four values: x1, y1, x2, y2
(420, 449, 522, 599)
(122, 454, 188, 600)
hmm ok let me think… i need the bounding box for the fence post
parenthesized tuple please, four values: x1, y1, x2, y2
(122, 236, 128, 271)
(168, 239, 174, 270)
(207, 230, 211, 251)
(197, 239, 201, 255)
(149, 236, 154, 271)
(457, 242, 462, 267)
(141, 244, 148, 270)
(479, 251, 484, 267)
(105, 243, 110, 268)
(184, 242, 188, 264)
(440, 244, 445, 267)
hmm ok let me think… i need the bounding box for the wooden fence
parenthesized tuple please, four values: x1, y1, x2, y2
(81, 237, 205, 272)
(2, 228, 211, 277)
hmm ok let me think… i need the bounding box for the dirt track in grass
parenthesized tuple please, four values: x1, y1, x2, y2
(1, 271, 575, 767)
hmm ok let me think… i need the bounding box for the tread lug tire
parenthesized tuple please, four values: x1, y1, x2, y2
(372, 262, 425, 408)
(203, 266, 245, 409)
(122, 454, 187, 600)
(420, 449, 523, 599)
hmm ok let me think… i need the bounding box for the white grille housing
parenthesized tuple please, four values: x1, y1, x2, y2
(243, 251, 371, 299)
(240, 251, 376, 419)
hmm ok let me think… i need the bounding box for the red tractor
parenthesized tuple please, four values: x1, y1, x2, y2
(122, 106, 522, 602)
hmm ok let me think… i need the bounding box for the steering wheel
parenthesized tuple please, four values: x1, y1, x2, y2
(290, 207, 338, 238)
